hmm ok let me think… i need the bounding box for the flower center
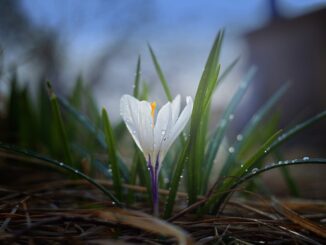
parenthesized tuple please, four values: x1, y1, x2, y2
(150, 101, 156, 127)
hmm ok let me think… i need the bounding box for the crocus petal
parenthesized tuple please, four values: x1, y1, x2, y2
(138, 101, 154, 155)
(120, 95, 153, 156)
(171, 94, 181, 124)
(153, 101, 173, 166)
(164, 96, 193, 152)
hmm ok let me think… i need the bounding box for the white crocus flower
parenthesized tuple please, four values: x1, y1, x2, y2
(120, 94, 193, 215)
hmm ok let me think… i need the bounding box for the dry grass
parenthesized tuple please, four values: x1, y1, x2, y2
(0, 160, 325, 244)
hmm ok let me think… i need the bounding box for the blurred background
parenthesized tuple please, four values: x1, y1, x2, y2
(0, 0, 325, 197)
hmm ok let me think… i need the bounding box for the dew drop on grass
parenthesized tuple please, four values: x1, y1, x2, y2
(161, 130, 166, 135)
(240, 164, 244, 168)
(278, 161, 282, 164)
(236, 134, 243, 141)
(228, 147, 235, 153)
(112, 201, 116, 205)
(59, 162, 63, 166)
(180, 175, 183, 179)
(303, 156, 309, 161)
(74, 170, 79, 174)
(251, 168, 259, 174)
(229, 114, 234, 121)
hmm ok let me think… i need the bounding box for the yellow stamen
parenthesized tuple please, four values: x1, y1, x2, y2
(150, 101, 156, 127)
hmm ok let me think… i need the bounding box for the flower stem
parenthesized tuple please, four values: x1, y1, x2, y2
(148, 156, 159, 217)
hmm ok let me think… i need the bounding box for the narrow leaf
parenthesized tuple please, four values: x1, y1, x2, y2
(133, 55, 141, 98)
(148, 44, 173, 101)
(102, 108, 123, 200)
(57, 95, 130, 181)
(0, 141, 121, 205)
(46, 81, 74, 167)
(202, 67, 257, 193)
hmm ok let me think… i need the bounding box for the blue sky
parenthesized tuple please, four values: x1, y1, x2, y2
(17, 0, 326, 120)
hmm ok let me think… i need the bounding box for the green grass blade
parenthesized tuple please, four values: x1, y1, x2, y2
(205, 129, 282, 212)
(127, 151, 140, 203)
(133, 55, 141, 98)
(57, 95, 130, 181)
(273, 150, 299, 197)
(57, 95, 105, 146)
(102, 108, 123, 200)
(163, 141, 190, 218)
(216, 158, 326, 213)
(206, 110, 326, 213)
(148, 44, 172, 101)
(265, 110, 326, 154)
(0, 141, 121, 205)
(281, 166, 300, 197)
(221, 82, 290, 178)
(70, 76, 84, 108)
(187, 31, 224, 205)
(137, 151, 153, 203)
(202, 67, 257, 193)
(46, 81, 74, 167)
(216, 57, 240, 86)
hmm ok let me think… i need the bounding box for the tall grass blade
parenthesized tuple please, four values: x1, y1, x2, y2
(202, 67, 257, 193)
(216, 158, 326, 213)
(221, 82, 290, 178)
(187, 31, 224, 205)
(163, 141, 190, 218)
(206, 110, 325, 212)
(102, 108, 123, 200)
(46, 81, 74, 167)
(0, 141, 121, 205)
(148, 44, 172, 101)
(205, 129, 282, 212)
(265, 110, 326, 154)
(216, 57, 240, 86)
(57, 95, 130, 181)
(70, 76, 84, 108)
(133, 55, 141, 98)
